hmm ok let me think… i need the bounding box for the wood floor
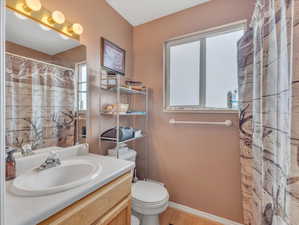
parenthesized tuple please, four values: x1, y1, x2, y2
(160, 207, 224, 225)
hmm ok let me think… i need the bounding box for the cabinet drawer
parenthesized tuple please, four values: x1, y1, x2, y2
(39, 173, 132, 225)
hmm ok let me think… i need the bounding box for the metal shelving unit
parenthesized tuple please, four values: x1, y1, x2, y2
(100, 73, 149, 179)
(100, 135, 145, 144)
(100, 112, 146, 116)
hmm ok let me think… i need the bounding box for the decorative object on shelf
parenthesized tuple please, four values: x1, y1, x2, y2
(227, 91, 232, 108)
(134, 129, 143, 138)
(100, 72, 117, 89)
(125, 80, 145, 91)
(103, 104, 129, 114)
(6, 0, 83, 40)
(101, 127, 135, 142)
(101, 37, 126, 75)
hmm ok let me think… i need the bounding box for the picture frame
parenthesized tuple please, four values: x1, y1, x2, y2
(101, 37, 126, 75)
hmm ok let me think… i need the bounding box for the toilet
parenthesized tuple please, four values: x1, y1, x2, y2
(108, 146, 169, 225)
(131, 215, 140, 225)
(132, 181, 169, 225)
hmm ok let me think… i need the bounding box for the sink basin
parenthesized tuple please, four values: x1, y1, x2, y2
(11, 159, 102, 196)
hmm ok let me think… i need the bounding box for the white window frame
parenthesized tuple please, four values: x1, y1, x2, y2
(163, 20, 247, 113)
(0, 1, 5, 224)
(76, 61, 88, 112)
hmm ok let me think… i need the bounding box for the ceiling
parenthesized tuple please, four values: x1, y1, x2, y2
(6, 9, 80, 55)
(105, 0, 210, 26)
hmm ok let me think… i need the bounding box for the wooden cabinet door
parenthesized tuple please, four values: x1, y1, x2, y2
(39, 173, 132, 225)
(93, 196, 131, 225)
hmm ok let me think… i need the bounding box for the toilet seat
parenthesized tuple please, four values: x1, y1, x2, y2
(132, 181, 169, 205)
(132, 181, 169, 218)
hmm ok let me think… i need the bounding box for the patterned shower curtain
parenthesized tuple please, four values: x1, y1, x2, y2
(5, 53, 76, 150)
(238, 0, 299, 225)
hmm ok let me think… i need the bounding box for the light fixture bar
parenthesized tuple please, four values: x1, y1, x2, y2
(6, 0, 83, 41)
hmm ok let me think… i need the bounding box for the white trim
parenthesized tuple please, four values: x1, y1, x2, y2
(0, 0, 6, 224)
(163, 20, 246, 113)
(168, 201, 244, 225)
(166, 20, 247, 42)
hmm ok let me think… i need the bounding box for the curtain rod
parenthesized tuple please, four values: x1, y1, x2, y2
(5, 52, 74, 71)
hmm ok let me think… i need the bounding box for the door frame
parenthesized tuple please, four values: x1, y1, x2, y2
(0, 0, 6, 224)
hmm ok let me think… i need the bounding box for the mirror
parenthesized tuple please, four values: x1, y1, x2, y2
(5, 8, 87, 153)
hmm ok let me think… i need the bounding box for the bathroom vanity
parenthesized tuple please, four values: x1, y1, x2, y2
(6, 145, 135, 225)
(39, 173, 132, 225)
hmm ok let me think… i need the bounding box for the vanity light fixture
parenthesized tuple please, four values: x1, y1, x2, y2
(7, 0, 82, 41)
(23, 0, 42, 12)
(69, 23, 84, 35)
(48, 10, 65, 25)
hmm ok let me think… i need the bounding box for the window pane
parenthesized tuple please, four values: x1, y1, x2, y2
(79, 64, 87, 82)
(169, 41, 200, 106)
(205, 30, 244, 108)
(79, 83, 87, 92)
(79, 92, 87, 111)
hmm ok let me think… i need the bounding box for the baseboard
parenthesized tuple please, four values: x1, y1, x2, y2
(168, 201, 243, 225)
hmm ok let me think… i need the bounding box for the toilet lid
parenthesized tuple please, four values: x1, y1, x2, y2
(132, 181, 169, 204)
(131, 215, 140, 225)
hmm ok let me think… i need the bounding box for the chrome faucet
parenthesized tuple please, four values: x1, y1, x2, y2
(38, 151, 61, 171)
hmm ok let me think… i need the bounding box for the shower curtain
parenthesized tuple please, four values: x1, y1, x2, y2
(238, 0, 299, 225)
(5, 53, 76, 150)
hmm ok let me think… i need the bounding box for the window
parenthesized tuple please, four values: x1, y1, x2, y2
(77, 62, 88, 111)
(164, 22, 245, 112)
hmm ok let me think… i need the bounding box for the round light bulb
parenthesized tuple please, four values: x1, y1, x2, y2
(24, 0, 42, 12)
(51, 10, 65, 24)
(71, 23, 83, 35)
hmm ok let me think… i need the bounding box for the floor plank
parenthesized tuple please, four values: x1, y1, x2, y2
(160, 207, 224, 225)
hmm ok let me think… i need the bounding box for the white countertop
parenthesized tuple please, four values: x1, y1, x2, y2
(5, 146, 134, 225)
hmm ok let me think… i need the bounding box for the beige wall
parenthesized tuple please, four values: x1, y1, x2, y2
(53, 45, 87, 68)
(133, 0, 254, 223)
(16, 0, 255, 222)
(42, 0, 133, 154)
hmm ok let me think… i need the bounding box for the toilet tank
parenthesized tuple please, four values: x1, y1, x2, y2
(107, 148, 137, 162)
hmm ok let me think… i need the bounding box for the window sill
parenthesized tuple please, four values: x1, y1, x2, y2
(163, 107, 239, 114)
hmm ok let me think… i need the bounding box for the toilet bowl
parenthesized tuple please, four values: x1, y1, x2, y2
(132, 181, 169, 225)
(108, 148, 169, 225)
(131, 215, 140, 225)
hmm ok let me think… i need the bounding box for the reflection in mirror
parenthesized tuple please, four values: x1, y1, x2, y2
(5, 8, 87, 154)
